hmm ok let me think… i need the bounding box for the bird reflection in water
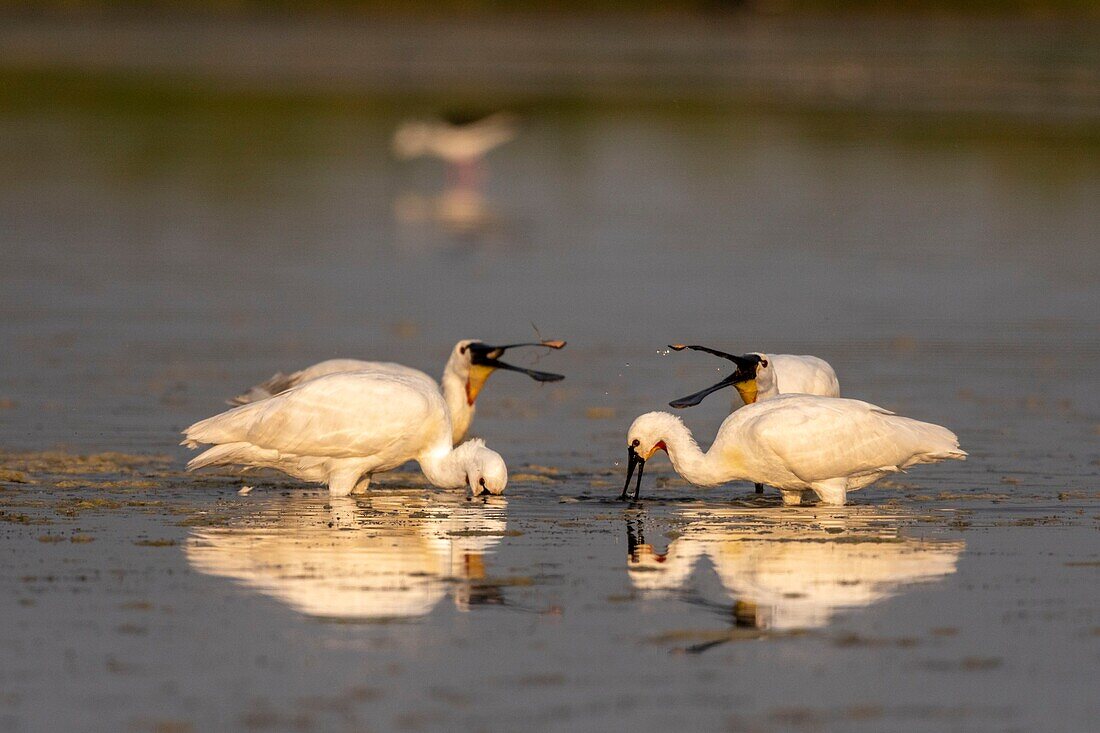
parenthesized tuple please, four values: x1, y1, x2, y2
(184, 493, 512, 621)
(392, 112, 518, 244)
(393, 186, 499, 240)
(626, 507, 964, 649)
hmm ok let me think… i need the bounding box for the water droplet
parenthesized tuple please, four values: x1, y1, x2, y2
(657, 348, 671, 357)
(624, 362, 630, 367)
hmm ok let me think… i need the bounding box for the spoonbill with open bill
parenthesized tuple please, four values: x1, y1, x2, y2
(229, 339, 566, 445)
(667, 344, 839, 409)
(668, 344, 840, 493)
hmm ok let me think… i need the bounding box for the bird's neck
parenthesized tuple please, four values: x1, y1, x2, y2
(440, 366, 475, 445)
(755, 380, 780, 401)
(661, 424, 737, 487)
(418, 438, 468, 489)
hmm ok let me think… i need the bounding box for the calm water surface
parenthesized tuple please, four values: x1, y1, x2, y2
(0, 88, 1098, 731)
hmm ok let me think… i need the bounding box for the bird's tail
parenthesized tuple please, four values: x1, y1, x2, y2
(181, 399, 268, 449)
(898, 418, 967, 467)
(186, 442, 278, 472)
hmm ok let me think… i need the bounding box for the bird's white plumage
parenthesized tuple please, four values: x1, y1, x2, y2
(184, 371, 508, 497)
(751, 353, 840, 403)
(392, 113, 518, 164)
(228, 339, 560, 446)
(229, 358, 432, 406)
(199, 372, 440, 459)
(627, 394, 965, 505)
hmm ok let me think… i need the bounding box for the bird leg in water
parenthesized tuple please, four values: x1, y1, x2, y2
(779, 489, 805, 506)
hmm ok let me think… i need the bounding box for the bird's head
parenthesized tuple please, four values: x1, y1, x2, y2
(449, 339, 566, 405)
(626, 412, 680, 462)
(751, 353, 776, 395)
(459, 441, 508, 496)
(621, 412, 682, 500)
(667, 345, 768, 408)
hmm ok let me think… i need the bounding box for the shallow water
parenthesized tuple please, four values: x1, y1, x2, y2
(1, 84, 1099, 731)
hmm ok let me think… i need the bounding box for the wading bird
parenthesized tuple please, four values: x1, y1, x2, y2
(392, 112, 518, 185)
(667, 344, 839, 409)
(230, 339, 566, 445)
(621, 394, 965, 506)
(668, 344, 840, 493)
(184, 372, 508, 497)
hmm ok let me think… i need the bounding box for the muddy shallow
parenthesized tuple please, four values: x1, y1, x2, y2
(2, 459, 1098, 732)
(1, 79, 1099, 731)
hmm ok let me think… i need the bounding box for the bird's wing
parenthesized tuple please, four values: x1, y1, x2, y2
(746, 396, 914, 483)
(229, 359, 376, 405)
(296, 359, 435, 385)
(227, 369, 307, 405)
(188, 373, 444, 458)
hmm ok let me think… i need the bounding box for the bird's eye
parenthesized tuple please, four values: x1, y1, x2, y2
(479, 477, 486, 488)
(631, 439, 640, 447)
(460, 345, 468, 354)
(760, 359, 768, 368)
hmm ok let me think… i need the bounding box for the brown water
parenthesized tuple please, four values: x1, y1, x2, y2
(1, 84, 1099, 732)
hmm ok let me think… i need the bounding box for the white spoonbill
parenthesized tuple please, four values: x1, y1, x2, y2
(622, 394, 965, 506)
(668, 344, 840, 494)
(668, 344, 839, 408)
(229, 339, 566, 446)
(392, 112, 518, 183)
(184, 371, 508, 497)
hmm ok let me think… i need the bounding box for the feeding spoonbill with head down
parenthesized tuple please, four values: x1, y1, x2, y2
(184, 371, 508, 497)
(229, 339, 566, 446)
(621, 394, 965, 506)
(668, 344, 841, 493)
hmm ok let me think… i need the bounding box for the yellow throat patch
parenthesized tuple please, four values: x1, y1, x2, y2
(465, 364, 496, 405)
(734, 379, 758, 405)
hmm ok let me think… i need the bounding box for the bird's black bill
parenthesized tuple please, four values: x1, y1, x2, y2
(667, 344, 761, 408)
(487, 340, 567, 351)
(620, 448, 645, 501)
(669, 373, 742, 409)
(668, 344, 759, 371)
(490, 360, 565, 382)
(468, 341, 566, 382)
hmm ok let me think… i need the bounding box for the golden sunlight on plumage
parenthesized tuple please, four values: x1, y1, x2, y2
(228, 339, 565, 446)
(627, 507, 964, 631)
(185, 494, 510, 621)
